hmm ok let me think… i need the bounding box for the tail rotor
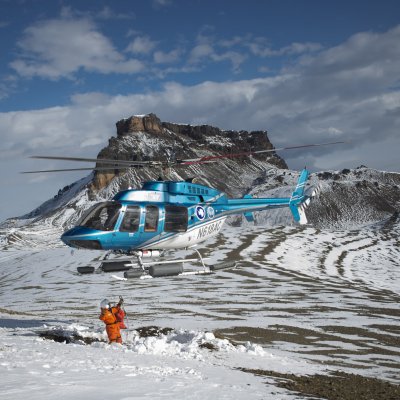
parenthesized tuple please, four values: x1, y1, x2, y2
(289, 169, 318, 225)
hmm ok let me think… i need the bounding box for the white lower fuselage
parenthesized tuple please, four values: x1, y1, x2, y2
(144, 216, 227, 250)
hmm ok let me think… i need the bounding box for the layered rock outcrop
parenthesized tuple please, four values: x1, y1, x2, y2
(90, 113, 287, 195)
(116, 113, 163, 136)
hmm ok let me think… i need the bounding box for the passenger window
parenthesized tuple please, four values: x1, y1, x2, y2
(144, 205, 159, 232)
(120, 206, 140, 232)
(165, 205, 188, 232)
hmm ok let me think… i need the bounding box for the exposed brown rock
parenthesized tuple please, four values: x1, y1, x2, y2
(116, 113, 162, 136)
(92, 172, 115, 191)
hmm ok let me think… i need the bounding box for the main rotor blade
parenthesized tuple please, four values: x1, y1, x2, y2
(30, 155, 163, 166)
(21, 166, 133, 174)
(26, 140, 345, 172)
(178, 141, 345, 165)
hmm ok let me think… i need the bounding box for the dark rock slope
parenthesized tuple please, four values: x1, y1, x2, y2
(250, 166, 400, 228)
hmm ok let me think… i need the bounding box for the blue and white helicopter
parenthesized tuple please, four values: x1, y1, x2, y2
(25, 141, 342, 278)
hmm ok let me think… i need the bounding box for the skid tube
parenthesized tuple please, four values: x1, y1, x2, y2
(77, 249, 237, 278)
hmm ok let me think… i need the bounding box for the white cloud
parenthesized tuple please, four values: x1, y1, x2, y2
(80, 137, 105, 148)
(211, 51, 247, 73)
(218, 33, 322, 59)
(96, 6, 135, 20)
(153, 48, 182, 64)
(188, 43, 246, 73)
(250, 40, 322, 57)
(305, 26, 400, 69)
(219, 35, 250, 48)
(189, 44, 215, 63)
(152, 0, 172, 9)
(59, 5, 134, 21)
(126, 35, 158, 54)
(0, 83, 10, 100)
(8, 17, 327, 83)
(4, 21, 400, 163)
(188, 32, 320, 73)
(10, 17, 145, 79)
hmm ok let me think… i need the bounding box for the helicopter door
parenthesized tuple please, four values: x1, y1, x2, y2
(139, 205, 161, 246)
(113, 205, 141, 250)
(164, 205, 188, 232)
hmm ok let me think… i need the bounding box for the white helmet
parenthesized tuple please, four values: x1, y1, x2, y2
(100, 298, 110, 309)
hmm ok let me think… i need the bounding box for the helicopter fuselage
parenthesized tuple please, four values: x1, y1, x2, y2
(61, 171, 311, 253)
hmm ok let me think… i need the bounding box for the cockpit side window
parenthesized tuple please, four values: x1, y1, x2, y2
(120, 206, 140, 232)
(165, 205, 188, 232)
(79, 202, 121, 231)
(144, 205, 159, 232)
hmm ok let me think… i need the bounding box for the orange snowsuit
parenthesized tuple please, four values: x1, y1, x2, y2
(99, 305, 123, 344)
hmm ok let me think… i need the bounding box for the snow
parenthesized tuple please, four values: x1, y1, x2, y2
(1, 215, 400, 398)
(0, 317, 305, 400)
(1, 162, 399, 398)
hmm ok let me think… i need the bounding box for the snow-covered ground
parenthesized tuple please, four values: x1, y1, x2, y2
(1, 218, 399, 399)
(1, 319, 297, 400)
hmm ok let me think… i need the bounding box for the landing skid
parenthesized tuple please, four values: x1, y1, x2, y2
(76, 249, 236, 278)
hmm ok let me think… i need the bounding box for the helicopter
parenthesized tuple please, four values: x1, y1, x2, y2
(23, 141, 343, 279)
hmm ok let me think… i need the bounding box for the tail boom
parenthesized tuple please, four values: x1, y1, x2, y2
(213, 169, 312, 225)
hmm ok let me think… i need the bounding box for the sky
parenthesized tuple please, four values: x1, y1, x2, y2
(1, 0, 400, 221)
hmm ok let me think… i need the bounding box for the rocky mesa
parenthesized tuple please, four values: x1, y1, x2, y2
(90, 112, 286, 195)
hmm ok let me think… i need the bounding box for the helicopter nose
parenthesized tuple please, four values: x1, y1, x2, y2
(61, 227, 103, 250)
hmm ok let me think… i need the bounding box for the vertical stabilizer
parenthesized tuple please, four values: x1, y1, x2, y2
(289, 169, 309, 225)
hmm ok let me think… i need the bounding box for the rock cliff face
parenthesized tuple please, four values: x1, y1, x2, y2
(116, 113, 163, 136)
(306, 168, 400, 228)
(90, 113, 286, 197)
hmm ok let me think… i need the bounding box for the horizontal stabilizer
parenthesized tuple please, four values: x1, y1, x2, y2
(242, 194, 255, 222)
(243, 212, 254, 222)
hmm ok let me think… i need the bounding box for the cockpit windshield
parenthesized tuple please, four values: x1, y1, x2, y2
(78, 202, 121, 231)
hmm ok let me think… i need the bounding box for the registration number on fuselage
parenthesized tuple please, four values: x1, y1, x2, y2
(196, 219, 223, 240)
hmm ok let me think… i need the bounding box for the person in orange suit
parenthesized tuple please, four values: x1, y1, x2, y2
(99, 297, 125, 344)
